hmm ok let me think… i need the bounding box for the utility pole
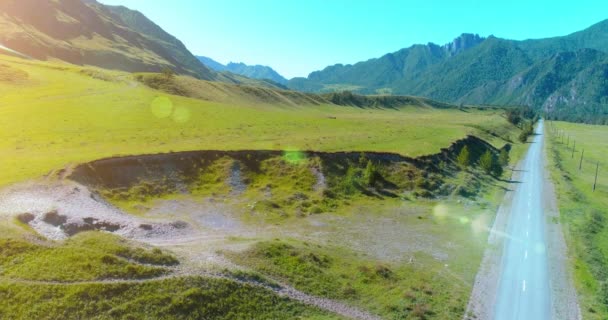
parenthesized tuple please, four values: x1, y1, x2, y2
(579, 149, 584, 170)
(594, 162, 599, 192)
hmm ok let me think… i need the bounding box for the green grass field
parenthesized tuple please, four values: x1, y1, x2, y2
(0, 231, 177, 282)
(0, 277, 336, 320)
(545, 121, 608, 319)
(0, 53, 534, 319)
(0, 54, 516, 188)
(227, 238, 471, 319)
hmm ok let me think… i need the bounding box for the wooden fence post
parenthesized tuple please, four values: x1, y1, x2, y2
(579, 149, 584, 170)
(572, 141, 575, 159)
(594, 162, 599, 192)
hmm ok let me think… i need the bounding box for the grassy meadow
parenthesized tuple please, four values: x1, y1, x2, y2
(0, 53, 534, 319)
(545, 121, 608, 319)
(0, 54, 516, 187)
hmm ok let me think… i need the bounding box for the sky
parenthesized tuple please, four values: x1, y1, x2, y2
(99, 0, 608, 79)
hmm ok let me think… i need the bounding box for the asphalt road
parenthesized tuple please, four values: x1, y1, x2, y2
(494, 120, 551, 319)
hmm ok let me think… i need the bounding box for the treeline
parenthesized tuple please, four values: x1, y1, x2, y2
(321, 91, 454, 109)
(505, 106, 539, 142)
(456, 145, 509, 177)
(544, 110, 608, 126)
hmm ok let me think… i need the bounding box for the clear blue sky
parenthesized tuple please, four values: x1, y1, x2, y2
(99, 0, 608, 79)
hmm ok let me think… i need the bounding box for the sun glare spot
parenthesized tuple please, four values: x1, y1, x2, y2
(534, 242, 546, 254)
(172, 106, 191, 123)
(283, 149, 306, 165)
(471, 213, 490, 235)
(433, 204, 449, 220)
(150, 96, 173, 118)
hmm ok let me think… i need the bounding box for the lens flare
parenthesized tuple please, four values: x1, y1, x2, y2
(534, 242, 546, 254)
(433, 204, 449, 220)
(150, 96, 173, 118)
(283, 149, 306, 165)
(471, 213, 490, 235)
(172, 106, 190, 123)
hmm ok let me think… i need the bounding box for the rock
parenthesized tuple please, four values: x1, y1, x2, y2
(42, 210, 67, 226)
(16, 212, 35, 224)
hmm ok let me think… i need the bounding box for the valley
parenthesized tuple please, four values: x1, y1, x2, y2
(0, 52, 531, 318)
(0, 1, 606, 319)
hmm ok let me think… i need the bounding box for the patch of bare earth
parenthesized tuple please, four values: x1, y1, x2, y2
(0, 179, 381, 320)
(0, 180, 194, 241)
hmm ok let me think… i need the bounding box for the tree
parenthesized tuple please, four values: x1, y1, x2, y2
(518, 130, 529, 143)
(363, 160, 377, 186)
(518, 121, 534, 143)
(506, 110, 521, 126)
(161, 66, 175, 80)
(358, 152, 368, 166)
(523, 122, 534, 135)
(456, 146, 470, 169)
(498, 149, 510, 167)
(479, 150, 494, 174)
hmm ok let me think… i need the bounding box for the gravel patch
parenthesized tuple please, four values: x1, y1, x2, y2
(0, 180, 195, 241)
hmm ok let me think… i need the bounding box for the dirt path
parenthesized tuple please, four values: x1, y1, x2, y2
(1, 267, 381, 320)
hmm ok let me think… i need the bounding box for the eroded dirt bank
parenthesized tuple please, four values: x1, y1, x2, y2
(68, 135, 502, 193)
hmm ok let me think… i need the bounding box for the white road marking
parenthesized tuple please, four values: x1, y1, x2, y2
(526, 231, 529, 237)
(524, 250, 528, 259)
(523, 280, 526, 292)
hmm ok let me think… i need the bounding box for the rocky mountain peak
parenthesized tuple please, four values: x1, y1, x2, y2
(443, 33, 485, 56)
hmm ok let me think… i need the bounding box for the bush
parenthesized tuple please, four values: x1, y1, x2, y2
(506, 110, 522, 126)
(363, 160, 378, 187)
(518, 122, 533, 143)
(498, 149, 510, 167)
(161, 66, 175, 79)
(456, 146, 470, 169)
(479, 151, 494, 174)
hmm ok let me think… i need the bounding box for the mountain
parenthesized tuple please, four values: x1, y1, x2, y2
(0, 0, 215, 79)
(197, 56, 288, 85)
(499, 49, 608, 123)
(288, 21, 608, 123)
(196, 56, 227, 72)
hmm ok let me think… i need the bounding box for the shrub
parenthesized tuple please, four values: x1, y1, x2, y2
(161, 66, 175, 79)
(456, 146, 470, 168)
(363, 160, 378, 186)
(479, 151, 494, 174)
(518, 130, 529, 143)
(498, 149, 510, 167)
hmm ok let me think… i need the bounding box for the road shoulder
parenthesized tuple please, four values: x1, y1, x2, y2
(542, 138, 581, 320)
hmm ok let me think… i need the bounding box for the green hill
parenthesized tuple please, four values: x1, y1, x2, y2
(0, 0, 214, 79)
